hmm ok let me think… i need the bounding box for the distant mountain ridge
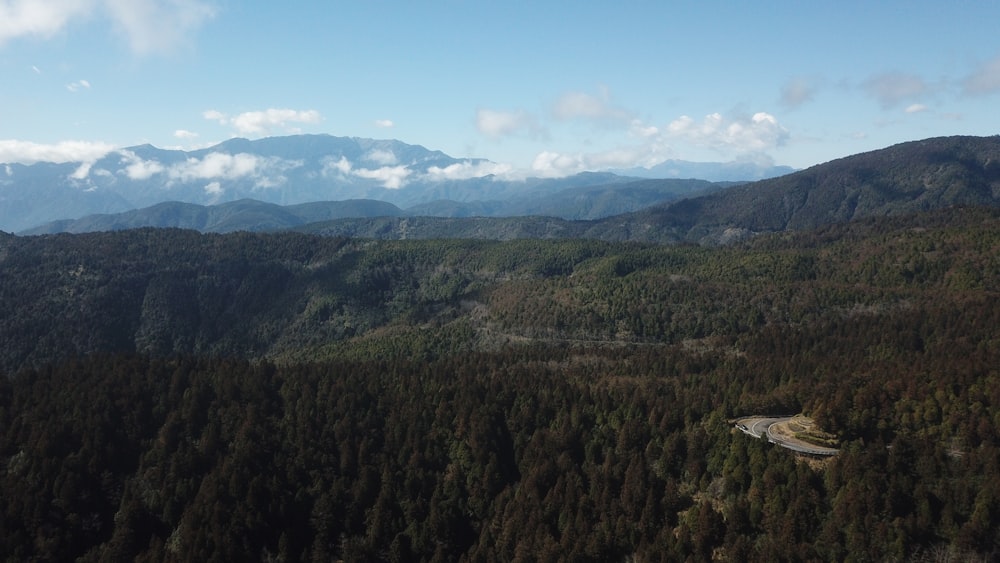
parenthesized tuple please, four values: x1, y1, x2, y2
(7, 134, 998, 240)
(612, 159, 796, 181)
(294, 135, 1000, 244)
(1, 133, 762, 233)
(20, 177, 726, 235)
(22, 199, 404, 235)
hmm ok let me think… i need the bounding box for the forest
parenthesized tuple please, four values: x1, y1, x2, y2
(1, 206, 999, 561)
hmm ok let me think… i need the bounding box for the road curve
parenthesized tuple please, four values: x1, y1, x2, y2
(735, 416, 839, 456)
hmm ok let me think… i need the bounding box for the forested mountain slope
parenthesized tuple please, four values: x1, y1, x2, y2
(630, 135, 1000, 243)
(295, 135, 1000, 244)
(20, 198, 405, 235)
(1, 206, 999, 561)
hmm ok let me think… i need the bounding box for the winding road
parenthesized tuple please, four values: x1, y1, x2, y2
(735, 416, 839, 456)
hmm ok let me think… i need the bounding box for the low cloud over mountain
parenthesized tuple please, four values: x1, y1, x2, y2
(0, 134, 782, 233)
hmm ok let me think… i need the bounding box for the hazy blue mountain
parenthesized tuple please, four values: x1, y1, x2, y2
(22, 199, 404, 234)
(611, 159, 796, 181)
(405, 178, 725, 220)
(1, 134, 491, 232)
(20, 176, 716, 234)
(0, 134, 748, 233)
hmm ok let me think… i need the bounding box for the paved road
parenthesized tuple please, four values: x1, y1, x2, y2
(735, 416, 839, 456)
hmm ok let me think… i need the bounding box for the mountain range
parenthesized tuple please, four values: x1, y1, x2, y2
(1, 134, 753, 233)
(7, 134, 1000, 243)
(295, 135, 1000, 244)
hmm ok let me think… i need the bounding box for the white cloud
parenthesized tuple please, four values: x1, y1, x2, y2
(70, 161, 92, 179)
(169, 152, 260, 181)
(476, 108, 540, 139)
(0, 0, 91, 44)
(528, 141, 673, 178)
(321, 155, 412, 188)
(552, 88, 631, 124)
(0, 139, 115, 164)
(863, 72, 928, 108)
(101, 0, 215, 55)
(905, 103, 928, 114)
(963, 55, 1000, 96)
(666, 111, 789, 155)
(352, 165, 411, 189)
(629, 119, 659, 138)
(204, 181, 222, 195)
(323, 156, 353, 175)
(112, 149, 302, 188)
(365, 149, 397, 166)
(118, 150, 165, 180)
(531, 151, 587, 178)
(0, 0, 214, 54)
(229, 109, 321, 135)
(66, 79, 90, 92)
(202, 109, 226, 122)
(204, 108, 323, 136)
(374, 119, 394, 128)
(174, 129, 199, 139)
(424, 160, 514, 181)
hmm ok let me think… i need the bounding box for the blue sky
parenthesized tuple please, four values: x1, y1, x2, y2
(2, 0, 1000, 178)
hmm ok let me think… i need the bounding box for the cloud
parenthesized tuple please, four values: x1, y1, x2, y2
(321, 156, 415, 189)
(666, 111, 789, 155)
(528, 141, 673, 178)
(905, 103, 928, 114)
(552, 88, 631, 123)
(169, 152, 261, 182)
(476, 108, 540, 139)
(0, 0, 91, 44)
(962, 55, 1000, 96)
(174, 129, 199, 139)
(115, 150, 165, 180)
(629, 119, 659, 138)
(202, 109, 225, 121)
(0, 139, 116, 164)
(424, 160, 514, 181)
(352, 165, 411, 189)
(70, 161, 93, 180)
(365, 149, 397, 166)
(374, 119, 394, 128)
(531, 151, 588, 178)
(112, 149, 304, 189)
(863, 72, 928, 108)
(204, 108, 323, 136)
(0, 0, 215, 54)
(66, 79, 91, 92)
(103, 0, 215, 55)
(323, 156, 353, 175)
(780, 77, 817, 108)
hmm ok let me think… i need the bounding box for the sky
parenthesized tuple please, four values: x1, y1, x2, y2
(2, 0, 1000, 179)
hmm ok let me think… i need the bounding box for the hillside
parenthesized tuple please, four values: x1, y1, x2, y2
(2, 206, 1000, 560)
(634, 135, 1000, 243)
(21, 199, 404, 235)
(288, 135, 1000, 244)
